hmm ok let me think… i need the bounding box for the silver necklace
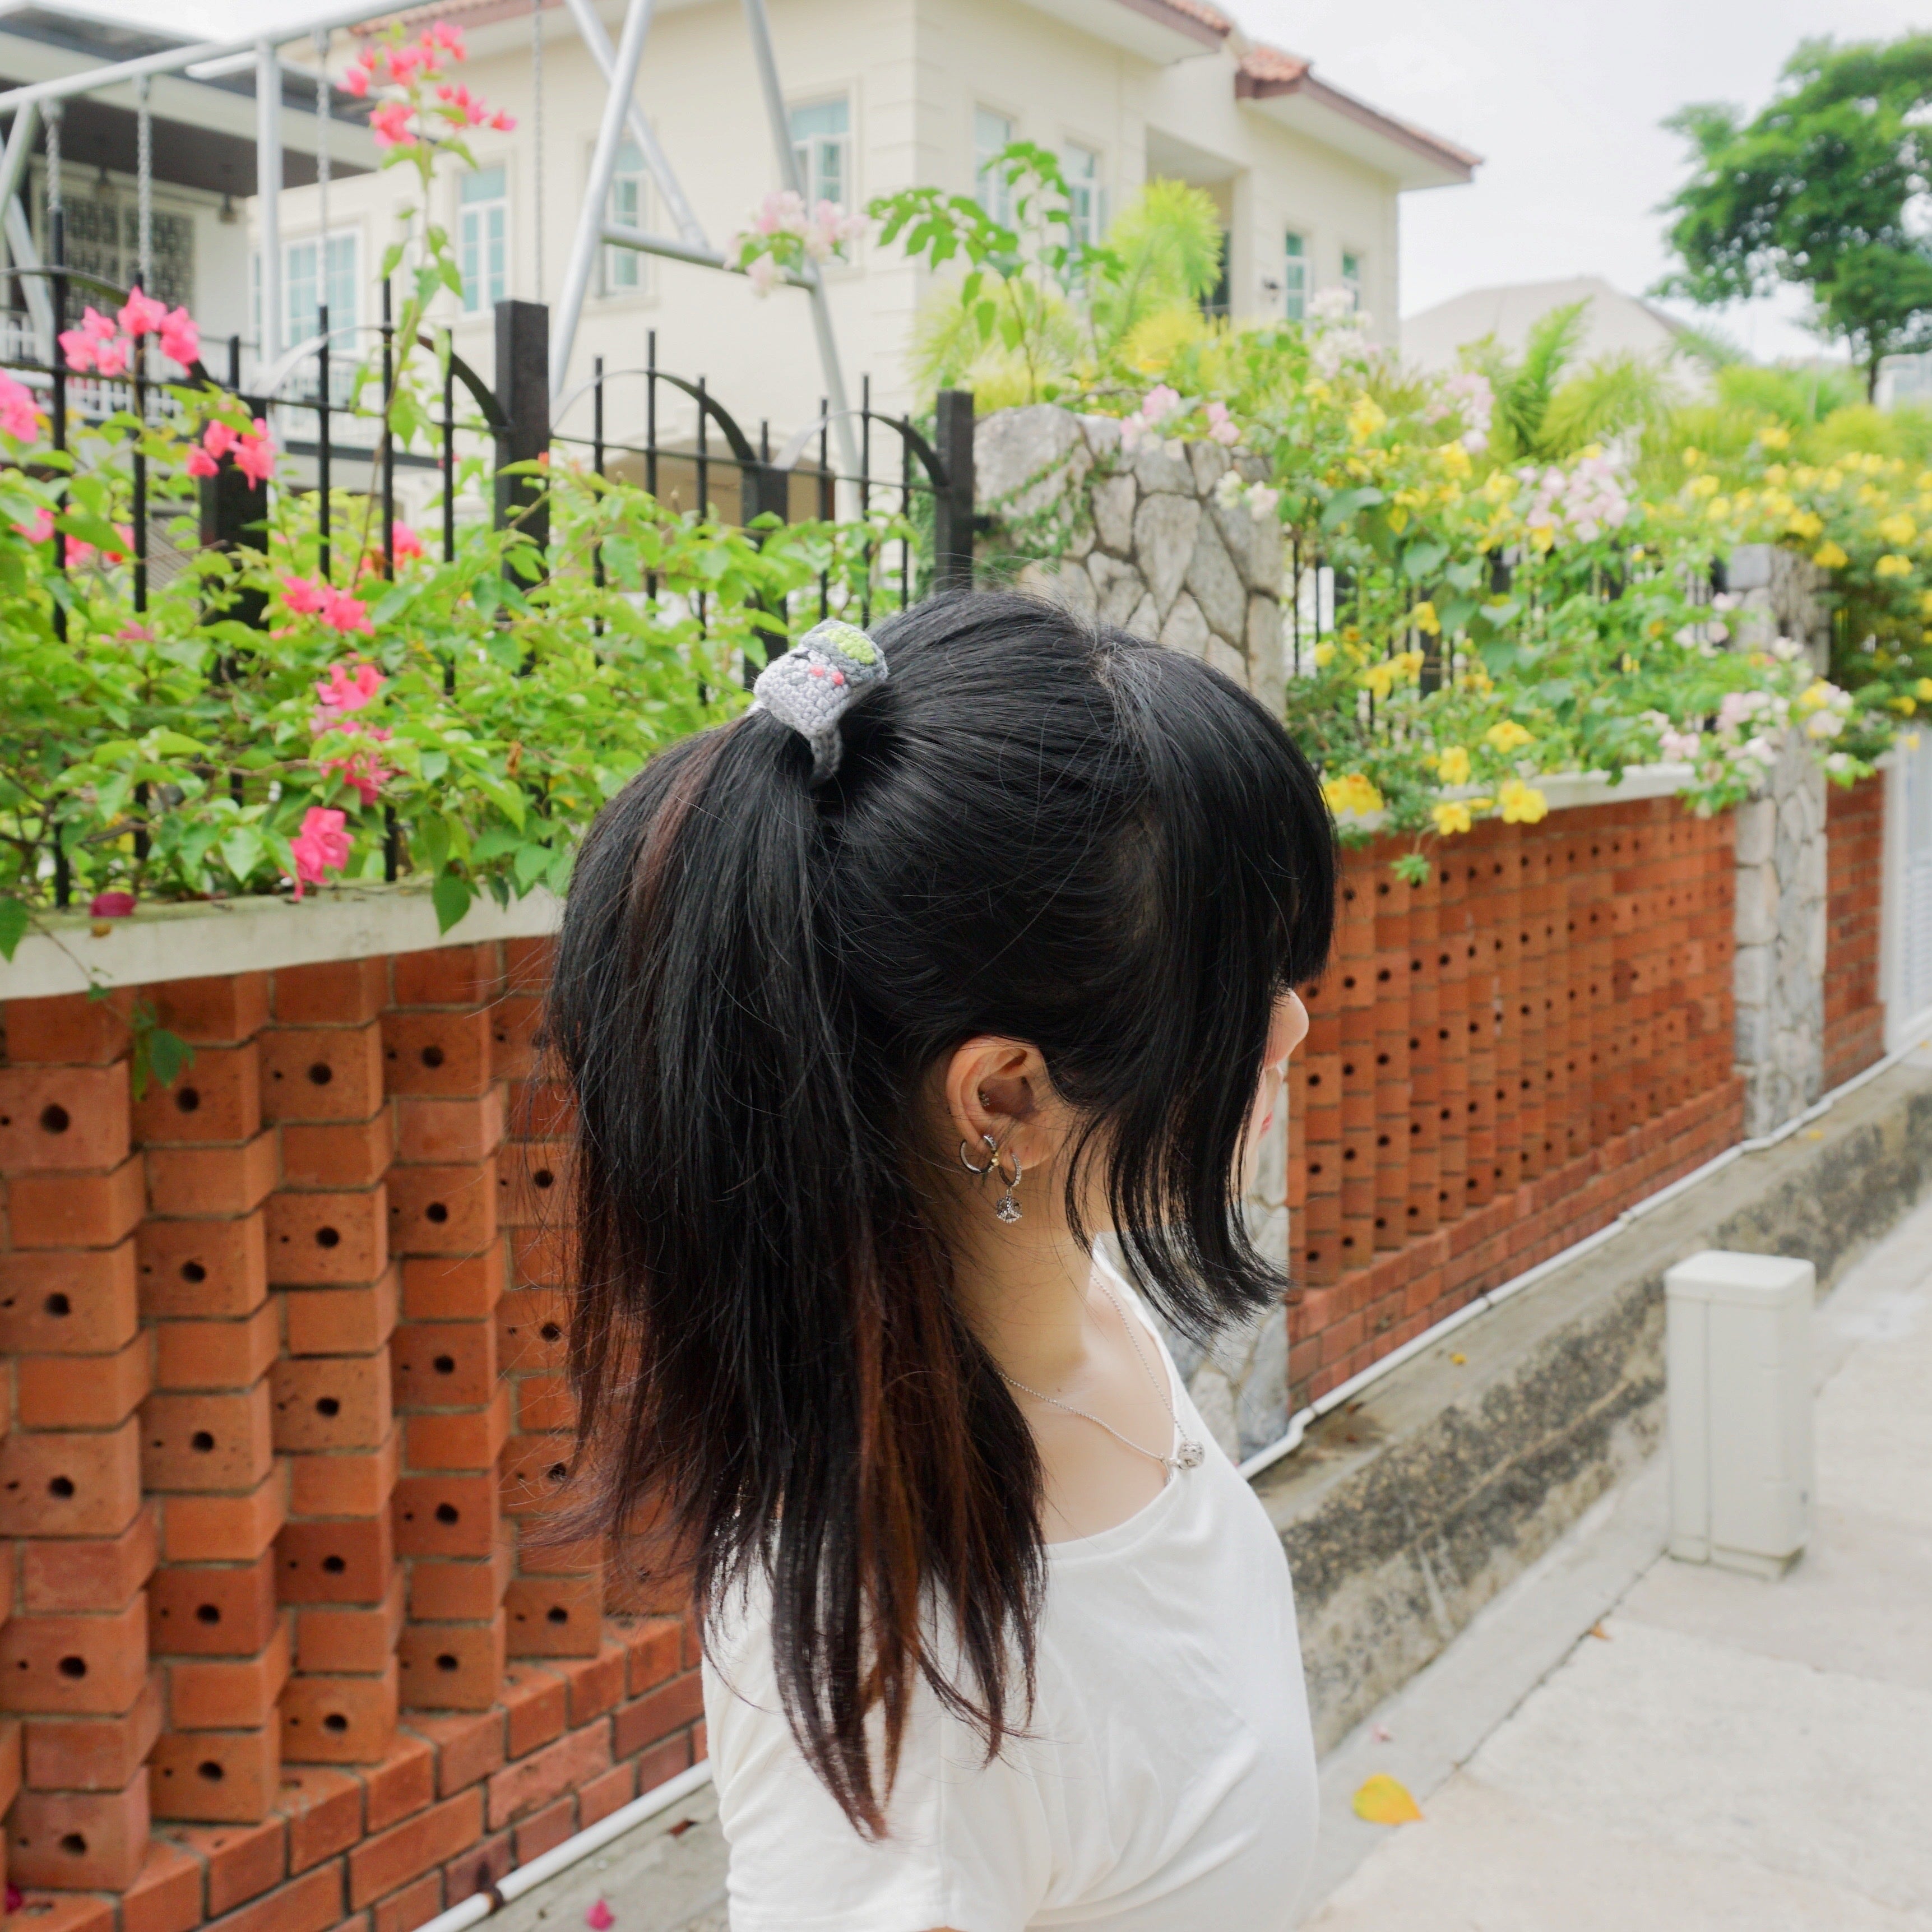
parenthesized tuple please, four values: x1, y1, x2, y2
(999, 1277, 1206, 1475)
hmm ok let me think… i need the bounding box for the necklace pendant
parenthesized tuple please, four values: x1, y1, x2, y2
(1173, 1437, 1204, 1471)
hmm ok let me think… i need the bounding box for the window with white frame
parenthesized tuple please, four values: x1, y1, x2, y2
(790, 98, 851, 211)
(460, 164, 509, 314)
(1283, 231, 1307, 321)
(602, 141, 647, 296)
(975, 107, 1014, 225)
(1064, 141, 1103, 251)
(1341, 249, 1363, 312)
(285, 232, 359, 350)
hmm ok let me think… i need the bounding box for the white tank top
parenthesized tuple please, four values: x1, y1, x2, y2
(702, 1258, 1320, 1930)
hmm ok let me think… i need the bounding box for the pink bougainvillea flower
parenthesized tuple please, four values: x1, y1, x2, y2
(15, 506, 53, 544)
(203, 420, 238, 460)
(321, 587, 373, 634)
(65, 536, 95, 567)
(584, 1902, 614, 1931)
(159, 308, 200, 368)
(282, 574, 328, 615)
(488, 109, 515, 131)
(387, 42, 425, 81)
(288, 805, 352, 899)
(81, 306, 117, 342)
(314, 660, 386, 717)
(58, 328, 98, 374)
(391, 521, 424, 560)
(0, 372, 39, 442)
(88, 891, 136, 918)
(233, 421, 277, 486)
(119, 623, 155, 644)
(323, 743, 393, 807)
(92, 338, 129, 379)
(423, 20, 465, 54)
(185, 445, 219, 478)
(341, 62, 370, 97)
(118, 287, 168, 337)
(370, 100, 416, 147)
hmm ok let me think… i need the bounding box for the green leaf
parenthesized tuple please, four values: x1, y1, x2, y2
(1402, 541, 1449, 581)
(1322, 488, 1385, 531)
(0, 896, 29, 961)
(430, 868, 475, 935)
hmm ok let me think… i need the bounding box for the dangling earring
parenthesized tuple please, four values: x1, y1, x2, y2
(992, 1148, 1023, 1224)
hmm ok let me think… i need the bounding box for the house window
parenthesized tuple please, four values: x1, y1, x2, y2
(790, 98, 850, 210)
(1283, 231, 1306, 321)
(975, 107, 1014, 225)
(460, 165, 509, 314)
(285, 233, 359, 349)
(603, 141, 647, 295)
(1064, 141, 1103, 250)
(1341, 249, 1363, 312)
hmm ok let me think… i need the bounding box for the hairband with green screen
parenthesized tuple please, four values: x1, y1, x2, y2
(748, 620, 888, 782)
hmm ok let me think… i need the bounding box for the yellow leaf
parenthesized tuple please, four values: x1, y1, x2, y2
(1449, 1352, 1467, 1365)
(1353, 1773, 1423, 1825)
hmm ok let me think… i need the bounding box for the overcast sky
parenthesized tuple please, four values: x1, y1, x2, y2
(85, 0, 1929, 362)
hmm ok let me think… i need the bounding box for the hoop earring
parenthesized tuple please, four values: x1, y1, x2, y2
(958, 1133, 999, 1176)
(992, 1148, 1023, 1224)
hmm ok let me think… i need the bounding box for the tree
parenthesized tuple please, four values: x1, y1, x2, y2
(1656, 36, 1932, 399)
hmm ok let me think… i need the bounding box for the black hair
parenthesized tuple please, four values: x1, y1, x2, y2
(545, 590, 1334, 1833)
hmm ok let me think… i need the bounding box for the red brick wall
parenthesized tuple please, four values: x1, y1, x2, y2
(1823, 775, 1887, 1092)
(0, 939, 703, 1932)
(1287, 797, 1744, 1407)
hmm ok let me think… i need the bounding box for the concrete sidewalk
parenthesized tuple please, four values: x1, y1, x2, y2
(1301, 1190, 1932, 1930)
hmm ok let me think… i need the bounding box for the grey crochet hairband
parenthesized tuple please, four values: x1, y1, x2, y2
(748, 618, 888, 782)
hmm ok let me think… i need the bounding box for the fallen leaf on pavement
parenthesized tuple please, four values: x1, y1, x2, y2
(1353, 1773, 1423, 1824)
(586, 1902, 615, 1929)
(1588, 1622, 1611, 1640)
(1371, 1723, 1393, 1743)
(1450, 1353, 1466, 1365)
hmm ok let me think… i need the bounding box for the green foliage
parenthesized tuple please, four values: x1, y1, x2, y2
(1656, 34, 1932, 396)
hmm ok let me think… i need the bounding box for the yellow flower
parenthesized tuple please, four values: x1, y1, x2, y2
(1431, 800, 1474, 836)
(1786, 509, 1823, 540)
(1706, 497, 1732, 521)
(1879, 512, 1917, 545)
(1438, 441, 1471, 478)
(1686, 473, 1719, 499)
(1875, 553, 1914, 578)
(1498, 779, 1549, 824)
(1482, 470, 1516, 504)
(1311, 641, 1336, 668)
(1361, 660, 1398, 701)
(1438, 745, 1472, 785)
(1896, 696, 1919, 715)
(1681, 447, 1703, 469)
(1795, 680, 1833, 714)
(1918, 678, 1932, 700)
(1411, 601, 1441, 636)
(1323, 772, 1384, 818)
(1527, 521, 1556, 553)
(1485, 719, 1533, 753)
(1388, 504, 1410, 533)
(1348, 396, 1388, 443)
(1760, 424, 1790, 450)
(1765, 464, 1789, 487)
(1813, 541, 1849, 569)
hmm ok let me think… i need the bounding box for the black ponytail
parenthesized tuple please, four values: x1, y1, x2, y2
(545, 591, 1333, 1833)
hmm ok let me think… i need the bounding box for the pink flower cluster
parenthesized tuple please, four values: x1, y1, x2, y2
(289, 805, 352, 898)
(59, 288, 199, 377)
(1204, 401, 1241, 448)
(67, 526, 133, 568)
(345, 23, 513, 149)
(1443, 370, 1493, 455)
(185, 416, 279, 485)
(311, 662, 393, 807)
(1118, 384, 1183, 452)
(1520, 451, 1632, 546)
(284, 576, 373, 634)
(731, 191, 865, 295)
(0, 372, 38, 442)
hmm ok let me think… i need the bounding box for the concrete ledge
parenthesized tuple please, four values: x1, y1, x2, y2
(1258, 1048, 1932, 1753)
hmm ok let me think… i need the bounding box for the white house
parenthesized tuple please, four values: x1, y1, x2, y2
(1402, 275, 1693, 376)
(251, 0, 1475, 461)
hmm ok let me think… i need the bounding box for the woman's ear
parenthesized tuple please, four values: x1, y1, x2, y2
(943, 1036, 1055, 1166)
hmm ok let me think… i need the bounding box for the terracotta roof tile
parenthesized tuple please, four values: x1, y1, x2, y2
(1237, 43, 1313, 87)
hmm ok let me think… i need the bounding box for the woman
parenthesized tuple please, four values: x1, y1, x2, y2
(548, 592, 1335, 1930)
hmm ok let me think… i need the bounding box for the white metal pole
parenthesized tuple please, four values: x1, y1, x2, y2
(548, 0, 655, 400)
(0, 101, 38, 296)
(256, 39, 283, 371)
(741, 0, 857, 480)
(558, 0, 708, 251)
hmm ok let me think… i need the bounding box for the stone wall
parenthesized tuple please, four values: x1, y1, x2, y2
(1734, 731, 1829, 1136)
(973, 405, 1286, 711)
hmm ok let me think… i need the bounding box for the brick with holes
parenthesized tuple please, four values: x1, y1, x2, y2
(265, 1188, 390, 1288)
(148, 1550, 279, 1657)
(386, 1164, 498, 1260)
(131, 1046, 261, 1147)
(0, 1419, 143, 1539)
(136, 1214, 268, 1320)
(379, 1012, 494, 1100)
(495, 1143, 570, 1229)
(396, 1614, 505, 1713)
(390, 1324, 496, 1412)
(0, 1066, 131, 1173)
(0, 1241, 139, 1353)
(8, 1767, 151, 1889)
(497, 1440, 574, 1521)
(271, 1357, 393, 1456)
(149, 1724, 282, 1824)
(503, 1576, 601, 1660)
(276, 1516, 396, 1606)
(141, 1387, 275, 1494)
(260, 1025, 386, 1124)
(492, 1291, 567, 1375)
(392, 1475, 497, 1560)
(0, 1595, 150, 1716)
(281, 1658, 399, 1766)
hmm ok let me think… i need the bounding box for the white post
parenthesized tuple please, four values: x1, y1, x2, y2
(256, 38, 284, 370)
(549, 0, 655, 400)
(1665, 1249, 1813, 1578)
(742, 0, 858, 481)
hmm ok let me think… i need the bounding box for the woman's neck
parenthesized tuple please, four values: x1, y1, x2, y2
(949, 1179, 1102, 1387)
